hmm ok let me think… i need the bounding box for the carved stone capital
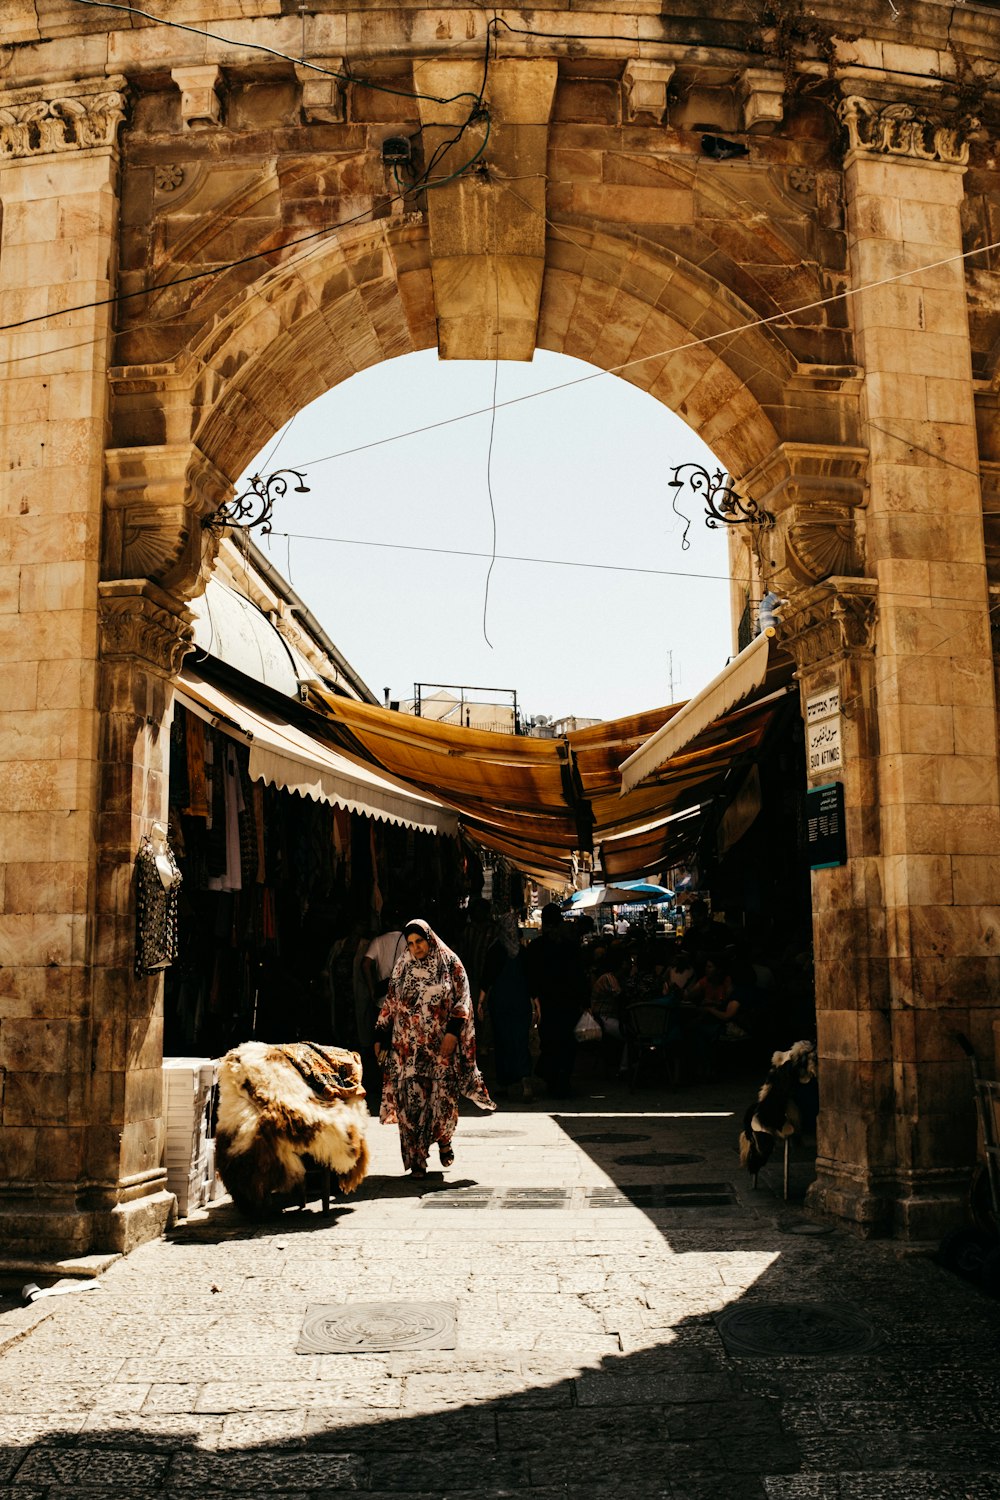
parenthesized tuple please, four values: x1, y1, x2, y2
(738, 68, 784, 133)
(98, 580, 194, 678)
(838, 94, 977, 167)
(171, 65, 223, 131)
(0, 76, 128, 160)
(622, 60, 675, 125)
(780, 577, 878, 675)
(295, 60, 346, 124)
(104, 444, 231, 596)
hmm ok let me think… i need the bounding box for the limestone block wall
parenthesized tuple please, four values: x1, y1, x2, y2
(1, 3, 1000, 1254)
(0, 133, 117, 1241)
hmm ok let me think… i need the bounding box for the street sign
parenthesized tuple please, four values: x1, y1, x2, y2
(804, 781, 847, 869)
(806, 686, 843, 776)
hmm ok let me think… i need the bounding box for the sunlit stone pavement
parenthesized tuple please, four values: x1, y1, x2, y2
(0, 1072, 998, 1498)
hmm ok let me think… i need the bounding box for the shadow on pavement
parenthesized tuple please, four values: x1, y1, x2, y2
(3, 1078, 999, 1496)
(3, 1245, 1000, 1500)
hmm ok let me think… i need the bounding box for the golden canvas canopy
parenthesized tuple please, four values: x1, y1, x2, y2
(304, 673, 795, 886)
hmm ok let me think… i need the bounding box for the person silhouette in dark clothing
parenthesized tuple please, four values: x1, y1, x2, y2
(522, 903, 590, 1098)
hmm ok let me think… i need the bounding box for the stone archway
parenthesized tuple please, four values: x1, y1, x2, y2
(2, 2, 999, 1254)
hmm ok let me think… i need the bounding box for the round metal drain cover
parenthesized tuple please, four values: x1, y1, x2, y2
(571, 1132, 652, 1145)
(297, 1300, 456, 1354)
(614, 1151, 704, 1167)
(782, 1221, 835, 1236)
(462, 1130, 525, 1138)
(716, 1302, 879, 1357)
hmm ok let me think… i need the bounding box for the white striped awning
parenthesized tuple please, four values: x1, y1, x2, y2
(619, 630, 777, 795)
(175, 669, 459, 837)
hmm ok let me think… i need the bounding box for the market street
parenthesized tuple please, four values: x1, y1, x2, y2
(0, 1074, 998, 1498)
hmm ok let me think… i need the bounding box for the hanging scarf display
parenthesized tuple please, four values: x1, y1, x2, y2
(134, 829, 183, 977)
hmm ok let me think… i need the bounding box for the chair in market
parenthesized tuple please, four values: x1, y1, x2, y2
(623, 1003, 679, 1090)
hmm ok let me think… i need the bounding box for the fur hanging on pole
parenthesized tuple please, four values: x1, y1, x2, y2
(216, 1041, 370, 1216)
(739, 1040, 818, 1184)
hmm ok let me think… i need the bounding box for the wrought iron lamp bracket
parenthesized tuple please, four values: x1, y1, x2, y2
(202, 468, 310, 535)
(668, 462, 775, 550)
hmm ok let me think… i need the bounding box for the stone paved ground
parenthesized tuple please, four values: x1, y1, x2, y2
(1, 1071, 999, 1498)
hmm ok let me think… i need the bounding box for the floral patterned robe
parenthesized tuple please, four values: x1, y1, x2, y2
(375, 920, 494, 1171)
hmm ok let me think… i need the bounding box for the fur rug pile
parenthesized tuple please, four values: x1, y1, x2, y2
(216, 1041, 370, 1215)
(739, 1040, 818, 1181)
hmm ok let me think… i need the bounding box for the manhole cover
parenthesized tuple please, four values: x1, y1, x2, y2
(462, 1130, 525, 1138)
(423, 1188, 493, 1209)
(423, 1197, 491, 1209)
(715, 1302, 879, 1357)
(571, 1132, 652, 1145)
(615, 1152, 705, 1167)
(297, 1301, 456, 1354)
(782, 1222, 835, 1237)
(501, 1188, 569, 1209)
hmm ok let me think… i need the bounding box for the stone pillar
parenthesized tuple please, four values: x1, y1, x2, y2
(0, 78, 178, 1253)
(91, 581, 192, 1252)
(799, 98, 1000, 1237)
(781, 579, 892, 1230)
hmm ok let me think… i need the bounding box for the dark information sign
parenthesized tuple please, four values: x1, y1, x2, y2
(804, 781, 847, 870)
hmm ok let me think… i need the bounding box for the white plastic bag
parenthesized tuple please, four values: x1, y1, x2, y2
(574, 1010, 602, 1043)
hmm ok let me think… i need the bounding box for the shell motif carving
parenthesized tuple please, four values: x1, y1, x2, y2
(122, 508, 189, 580)
(785, 517, 858, 585)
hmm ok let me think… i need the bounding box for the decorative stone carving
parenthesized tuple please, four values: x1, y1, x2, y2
(98, 580, 194, 678)
(171, 66, 223, 131)
(0, 82, 127, 160)
(780, 577, 878, 675)
(838, 95, 978, 166)
(622, 60, 676, 125)
(788, 165, 816, 195)
(105, 443, 231, 597)
(295, 60, 346, 124)
(784, 509, 861, 586)
(154, 164, 185, 192)
(736, 443, 868, 591)
(738, 68, 784, 133)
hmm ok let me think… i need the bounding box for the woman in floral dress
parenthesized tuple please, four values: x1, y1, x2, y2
(374, 919, 494, 1176)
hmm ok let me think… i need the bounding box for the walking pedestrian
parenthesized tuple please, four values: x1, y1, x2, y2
(522, 903, 590, 1098)
(374, 919, 494, 1176)
(478, 922, 533, 1100)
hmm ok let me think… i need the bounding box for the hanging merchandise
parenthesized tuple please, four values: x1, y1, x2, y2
(135, 822, 183, 977)
(207, 741, 245, 892)
(370, 821, 383, 916)
(184, 711, 208, 817)
(252, 782, 267, 883)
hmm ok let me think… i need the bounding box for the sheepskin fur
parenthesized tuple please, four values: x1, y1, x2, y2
(739, 1040, 817, 1179)
(216, 1041, 370, 1215)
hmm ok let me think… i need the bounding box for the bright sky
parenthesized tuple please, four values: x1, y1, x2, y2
(242, 349, 733, 724)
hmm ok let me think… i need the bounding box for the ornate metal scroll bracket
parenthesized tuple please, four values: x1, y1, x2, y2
(668, 462, 775, 551)
(202, 469, 311, 536)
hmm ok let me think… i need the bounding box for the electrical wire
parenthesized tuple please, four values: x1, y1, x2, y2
(285, 233, 1000, 475)
(0, 197, 402, 336)
(482, 177, 501, 648)
(67, 0, 489, 107)
(263, 527, 1000, 611)
(266, 529, 733, 583)
(4, 10, 496, 339)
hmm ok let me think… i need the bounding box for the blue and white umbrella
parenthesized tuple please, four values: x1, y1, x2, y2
(564, 880, 673, 910)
